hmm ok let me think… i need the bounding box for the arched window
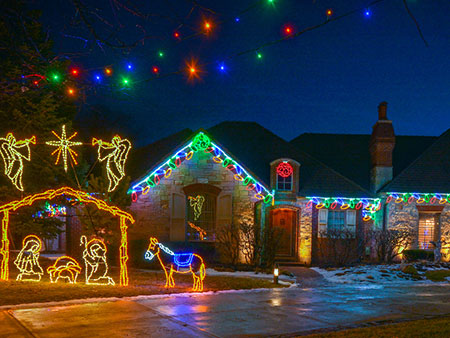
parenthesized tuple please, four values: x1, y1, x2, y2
(183, 184, 221, 242)
(276, 161, 293, 191)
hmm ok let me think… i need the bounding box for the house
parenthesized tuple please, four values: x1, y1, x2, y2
(127, 102, 450, 265)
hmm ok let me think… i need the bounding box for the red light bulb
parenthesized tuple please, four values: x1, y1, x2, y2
(152, 66, 159, 74)
(326, 9, 333, 16)
(174, 31, 180, 39)
(71, 69, 79, 76)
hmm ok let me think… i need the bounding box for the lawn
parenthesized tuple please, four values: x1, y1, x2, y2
(0, 266, 287, 307)
(306, 316, 450, 337)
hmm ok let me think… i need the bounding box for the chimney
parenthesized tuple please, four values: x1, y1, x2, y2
(369, 102, 395, 192)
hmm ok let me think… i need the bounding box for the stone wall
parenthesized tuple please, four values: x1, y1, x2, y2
(438, 205, 450, 260)
(298, 200, 312, 265)
(387, 201, 450, 260)
(129, 150, 256, 243)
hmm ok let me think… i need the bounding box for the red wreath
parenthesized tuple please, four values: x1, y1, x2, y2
(276, 162, 293, 178)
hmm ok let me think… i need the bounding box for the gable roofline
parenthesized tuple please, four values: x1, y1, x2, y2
(381, 128, 450, 193)
(296, 149, 376, 198)
(208, 121, 375, 199)
(129, 128, 275, 204)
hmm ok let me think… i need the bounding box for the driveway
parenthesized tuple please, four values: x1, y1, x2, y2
(3, 282, 450, 337)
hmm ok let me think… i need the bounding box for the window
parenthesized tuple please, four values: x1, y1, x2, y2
(277, 175, 292, 190)
(183, 184, 221, 242)
(418, 214, 435, 250)
(328, 210, 345, 232)
(186, 193, 216, 241)
(276, 162, 293, 191)
(318, 209, 356, 237)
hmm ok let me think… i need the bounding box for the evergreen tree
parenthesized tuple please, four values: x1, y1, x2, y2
(0, 1, 78, 243)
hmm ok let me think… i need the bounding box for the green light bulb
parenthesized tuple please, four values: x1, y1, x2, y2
(257, 53, 262, 59)
(51, 73, 60, 82)
(158, 51, 164, 58)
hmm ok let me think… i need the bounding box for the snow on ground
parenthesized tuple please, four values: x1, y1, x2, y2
(312, 263, 450, 285)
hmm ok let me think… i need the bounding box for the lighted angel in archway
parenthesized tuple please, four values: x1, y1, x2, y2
(92, 136, 131, 192)
(188, 195, 205, 221)
(0, 133, 36, 191)
(14, 235, 44, 281)
(80, 235, 115, 285)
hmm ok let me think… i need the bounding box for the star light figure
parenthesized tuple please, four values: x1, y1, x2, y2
(46, 125, 82, 172)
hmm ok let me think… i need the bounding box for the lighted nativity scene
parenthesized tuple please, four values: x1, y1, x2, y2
(0, 126, 207, 291)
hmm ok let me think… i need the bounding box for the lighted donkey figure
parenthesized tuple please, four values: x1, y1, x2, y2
(145, 237, 206, 291)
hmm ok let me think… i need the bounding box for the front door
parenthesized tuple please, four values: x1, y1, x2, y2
(270, 208, 297, 259)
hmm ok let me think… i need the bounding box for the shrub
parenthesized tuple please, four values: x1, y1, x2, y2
(425, 270, 450, 282)
(260, 224, 283, 268)
(403, 249, 434, 262)
(368, 228, 416, 263)
(402, 265, 418, 275)
(216, 223, 240, 267)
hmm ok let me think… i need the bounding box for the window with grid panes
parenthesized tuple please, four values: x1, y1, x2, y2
(186, 192, 216, 241)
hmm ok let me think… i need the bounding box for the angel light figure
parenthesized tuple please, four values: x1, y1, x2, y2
(92, 136, 131, 192)
(0, 133, 36, 191)
(14, 235, 44, 281)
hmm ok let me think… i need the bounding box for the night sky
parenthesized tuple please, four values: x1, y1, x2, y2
(41, 0, 450, 145)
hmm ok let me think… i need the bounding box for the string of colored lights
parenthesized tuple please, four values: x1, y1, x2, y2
(33, 202, 67, 218)
(145, 237, 205, 291)
(0, 187, 134, 285)
(129, 132, 275, 204)
(306, 197, 381, 221)
(18, 0, 388, 94)
(386, 192, 450, 205)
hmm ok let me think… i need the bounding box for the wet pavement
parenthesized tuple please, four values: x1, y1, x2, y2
(3, 282, 450, 337)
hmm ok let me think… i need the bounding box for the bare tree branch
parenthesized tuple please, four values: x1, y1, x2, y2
(402, 0, 428, 47)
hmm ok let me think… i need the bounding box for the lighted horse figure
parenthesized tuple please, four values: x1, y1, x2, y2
(145, 237, 206, 291)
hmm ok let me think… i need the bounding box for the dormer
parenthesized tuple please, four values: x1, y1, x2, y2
(270, 159, 300, 197)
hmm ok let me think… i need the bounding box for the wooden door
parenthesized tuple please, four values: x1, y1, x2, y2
(270, 209, 296, 257)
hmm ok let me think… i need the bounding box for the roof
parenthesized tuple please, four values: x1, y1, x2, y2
(127, 128, 193, 181)
(290, 133, 438, 190)
(129, 122, 374, 198)
(382, 129, 450, 193)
